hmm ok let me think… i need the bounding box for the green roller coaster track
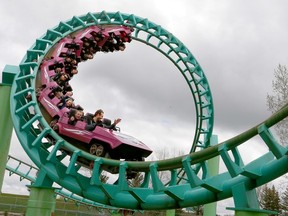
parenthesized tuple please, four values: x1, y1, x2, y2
(5, 155, 120, 213)
(8, 11, 288, 212)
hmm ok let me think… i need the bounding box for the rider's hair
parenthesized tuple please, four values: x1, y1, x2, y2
(94, 109, 104, 117)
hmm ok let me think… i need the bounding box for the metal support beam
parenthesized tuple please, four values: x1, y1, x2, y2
(227, 176, 278, 215)
(203, 134, 219, 216)
(0, 65, 17, 192)
(26, 186, 56, 216)
(26, 169, 57, 216)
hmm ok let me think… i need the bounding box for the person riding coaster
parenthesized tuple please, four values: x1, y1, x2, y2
(53, 110, 152, 157)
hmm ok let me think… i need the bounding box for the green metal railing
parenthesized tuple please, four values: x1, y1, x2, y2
(5, 155, 117, 211)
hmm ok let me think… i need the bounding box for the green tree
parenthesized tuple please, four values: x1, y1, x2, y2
(259, 184, 281, 214)
(266, 64, 288, 145)
(266, 64, 288, 215)
(281, 186, 288, 213)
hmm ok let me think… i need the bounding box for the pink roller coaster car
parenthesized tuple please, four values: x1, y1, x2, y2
(54, 114, 152, 161)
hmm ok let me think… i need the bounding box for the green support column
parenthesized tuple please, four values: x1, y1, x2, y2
(26, 169, 57, 216)
(203, 134, 219, 216)
(25, 186, 56, 216)
(226, 184, 278, 216)
(0, 65, 17, 192)
(227, 159, 278, 215)
(26, 186, 56, 216)
(166, 209, 175, 216)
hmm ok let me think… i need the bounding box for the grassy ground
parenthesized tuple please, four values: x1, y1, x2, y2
(0, 193, 111, 215)
(0, 193, 197, 215)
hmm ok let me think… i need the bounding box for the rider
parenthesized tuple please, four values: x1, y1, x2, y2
(68, 109, 84, 126)
(85, 109, 121, 131)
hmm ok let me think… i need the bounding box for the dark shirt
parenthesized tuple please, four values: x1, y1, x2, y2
(85, 118, 116, 131)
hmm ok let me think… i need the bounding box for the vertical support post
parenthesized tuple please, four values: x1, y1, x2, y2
(226, 158, 277, 215)
(26, 186, 56, 216)
(232, 182, 260, 209)
(203, 134, 219, 216)
(0, 84, 13, 192)
(26, 169, 57, 216)
(0, 65, 17, 192)
(166, 209, 175, 216)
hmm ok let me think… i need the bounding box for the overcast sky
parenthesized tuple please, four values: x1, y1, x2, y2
(1, 1, 288, 214)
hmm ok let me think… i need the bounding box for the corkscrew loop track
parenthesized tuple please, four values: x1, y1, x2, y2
(10, 11, 288, 210)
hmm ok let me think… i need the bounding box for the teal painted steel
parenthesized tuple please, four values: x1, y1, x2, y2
(9, 11, 288, 210)
(0, 85, 14, 191)
(0, 66, 16, 191)
(5, 155, 118, 210)
(203, 135, 219, 216)
(2, 65, 18, 85)
(26, 186, 56, 216)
